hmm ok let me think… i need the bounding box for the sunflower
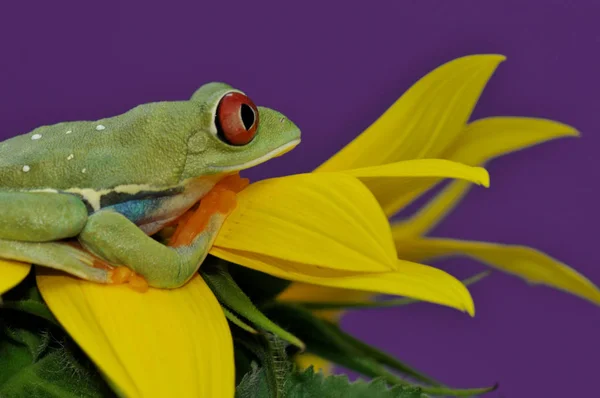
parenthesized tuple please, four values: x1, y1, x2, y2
(276, 54, 600, 372)
(1, 54, 596, 397)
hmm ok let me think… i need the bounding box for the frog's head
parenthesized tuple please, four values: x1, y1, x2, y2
(181, 82, 301, 179)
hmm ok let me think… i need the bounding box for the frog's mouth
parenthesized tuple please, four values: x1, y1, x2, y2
(215, 139, 301, 173)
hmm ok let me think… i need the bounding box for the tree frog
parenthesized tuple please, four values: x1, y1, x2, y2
(0, 83, 301, 290)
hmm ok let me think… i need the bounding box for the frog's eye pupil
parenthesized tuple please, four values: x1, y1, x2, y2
(215, 92, 259, 146)
(240, 104, 255, 130)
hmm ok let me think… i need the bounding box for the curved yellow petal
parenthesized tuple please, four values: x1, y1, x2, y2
(344, 159, 489, 216)
(210, 247, 474, 316)
(0, 259, 31, 294)
(316, 54, 506, 172)
(395, 237, 600, 306)
(37, 271, 234, 398)
(448, 117, 580, 165)
(393, 117, 579, 238)
(213, 173, 397, 274)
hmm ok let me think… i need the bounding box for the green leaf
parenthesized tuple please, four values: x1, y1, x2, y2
(0, 309, 52, 385)
(234, 333, 293, 398)
(0, 271, 59, 325)
(264, 303, 497, 397)
(0, 273, 115, 397)
(237, 365, 427, 398)
(0, 335, 34, 387)
(0, 346, 112, 398)
(263, 302, 436, 385)
(295, 271, 491, 311)
(234, 343, 256, 386)
(201, 260, 304, 349)
(1, 299, 59, 325)
(4, 325, 50, 362)
(236, 362, 272, 398)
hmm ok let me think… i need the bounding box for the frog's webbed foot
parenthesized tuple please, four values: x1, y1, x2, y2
(78, 174, 249, 289)
(0, 238, 150, 291)
(106, 265, 149, 292)
(0, 239, 108, 283)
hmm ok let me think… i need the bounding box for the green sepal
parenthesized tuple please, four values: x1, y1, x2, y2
(263, 303, 498, 397)
(236, 365, 427, 398)
(294, 271, 491, 311)
(224, 306, 259, 334)
(201, 260, 304, 349)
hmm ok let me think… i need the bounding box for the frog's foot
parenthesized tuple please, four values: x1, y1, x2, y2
(108, 266, 149, 293)
(169, 174, 249, 248)
(63, 242, 150, 293)
(0, 238, 111, 284)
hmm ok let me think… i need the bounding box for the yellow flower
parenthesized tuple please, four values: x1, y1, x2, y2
(1, 53, 596, 396)
(0, 171, 483, 396)
(277, 54, 600, 371)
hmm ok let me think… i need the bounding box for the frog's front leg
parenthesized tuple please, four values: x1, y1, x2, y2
(78, 182, 241, 289)
(0, 191, 115, 284)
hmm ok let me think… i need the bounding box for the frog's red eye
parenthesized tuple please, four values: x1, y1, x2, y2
(215, 92, 259, 146)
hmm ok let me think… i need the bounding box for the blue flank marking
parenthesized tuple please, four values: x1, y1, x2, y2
(111, 197, 163, 224)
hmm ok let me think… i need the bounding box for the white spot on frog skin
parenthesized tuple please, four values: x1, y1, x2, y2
(66, 130, 72, 134)
(81, 168, 87, 173)
(96, 125, 106, 131)
(67, 154, 74, 160)
(22, 165, 30, 172)
(31, 134, 42, 140)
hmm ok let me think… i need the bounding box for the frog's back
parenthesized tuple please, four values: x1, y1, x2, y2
(0, 100, 200, 192)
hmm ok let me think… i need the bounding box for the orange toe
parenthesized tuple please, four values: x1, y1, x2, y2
(129, 274, 149, 293)
(110, 266, 133, 284)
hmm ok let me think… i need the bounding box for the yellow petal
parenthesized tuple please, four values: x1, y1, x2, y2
(395, 237, 600, 306)
(213, 173, 397, 274)
(344, 159, 489, 216)
(316, 54, 506, 172)
(393, 117, 579, 238)
(447, 117, 580, 165)
(0, 259, 31, 295)
(277, 282, 372, 322)
(295, 352, 333, 375)
(37, 271, 234, 398)
(210, 247, 474, 316)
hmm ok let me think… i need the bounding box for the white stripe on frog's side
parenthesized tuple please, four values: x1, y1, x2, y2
(28, 176, 223, 212)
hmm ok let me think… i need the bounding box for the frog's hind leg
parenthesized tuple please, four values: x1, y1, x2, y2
(0, 239, 111, 283)
(78, 175, 248, 289)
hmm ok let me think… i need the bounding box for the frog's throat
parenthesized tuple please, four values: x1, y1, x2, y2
(211, 139, 301, 173)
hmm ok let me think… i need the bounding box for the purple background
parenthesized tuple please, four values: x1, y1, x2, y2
(1, 1, 598, 396)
